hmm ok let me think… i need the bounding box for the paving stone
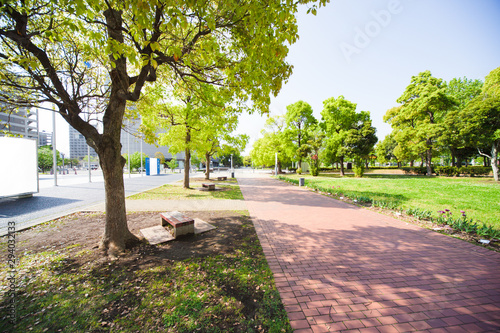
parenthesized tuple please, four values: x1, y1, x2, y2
(237, 174, 500, 333)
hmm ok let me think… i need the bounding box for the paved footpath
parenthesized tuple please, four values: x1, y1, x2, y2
(238, 174, 500, 333)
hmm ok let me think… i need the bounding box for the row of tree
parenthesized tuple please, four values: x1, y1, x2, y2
(250, 97, 377, 177)
(379, 67, 499, 181)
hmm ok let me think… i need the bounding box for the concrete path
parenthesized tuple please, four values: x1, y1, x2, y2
(238, 174, 500, 332)
(0, 172, 183, 235)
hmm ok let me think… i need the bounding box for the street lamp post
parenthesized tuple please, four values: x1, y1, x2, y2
(52, 105, 57, 186)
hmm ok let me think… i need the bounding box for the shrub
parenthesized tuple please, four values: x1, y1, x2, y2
(435, 166, 460, 177)
(401, 166, 430, 175)
(296, 167, 302, 175)
(460, 166, 491, 177)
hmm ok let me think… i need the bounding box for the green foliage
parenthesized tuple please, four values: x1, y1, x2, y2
(38, 145, 62, 172)
(435, 166, 461, 177)
(462, 66, 500, 181)
(167, 158, 178, 171)
(353, 157, 365, 178)
(375, 133, 398, 164)
(154, 152, 165, 165)
(385, 71, 458, 174)
(285, 101, 317, 163)
(321, 96, 377, 171)
(250, 116, 293, 169)
(123, 152, 147, 171)
(401, 167, 429, 175)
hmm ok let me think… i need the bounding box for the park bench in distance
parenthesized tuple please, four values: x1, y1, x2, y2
(202, 183, 216, 191)
(217, 176, 227, 181)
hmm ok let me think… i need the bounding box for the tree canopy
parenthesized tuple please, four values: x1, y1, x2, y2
(385, 71, 457, 175)
(462, 67, 500, 180)
(321, 95, 376, 176)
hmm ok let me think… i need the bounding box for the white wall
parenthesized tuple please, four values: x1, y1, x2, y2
(0, 137, 38, 197)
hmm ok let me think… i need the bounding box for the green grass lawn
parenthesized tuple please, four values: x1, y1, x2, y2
(128, 178, 244, 200)
(280, 173, 500, 229)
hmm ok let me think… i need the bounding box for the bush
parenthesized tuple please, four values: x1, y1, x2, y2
(296, 167, 302, 175)
(353, 164, 365, 177)
(460, 166, 491, 177)
(402, 167, 430, 175)
(435, 166, 460, 177)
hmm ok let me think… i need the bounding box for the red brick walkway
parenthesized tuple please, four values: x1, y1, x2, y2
(238, 175, 500, 332)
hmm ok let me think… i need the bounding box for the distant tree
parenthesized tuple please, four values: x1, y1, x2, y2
(321, 96, 376, 176)
(38, 145, 61, 173)
(298, 125, 324, 176)
(285, 101, 317, 167)
(167, 158, 178, 172)
(250, 116, 293, 172)
(439, 77, 483, 166)
(375, 133, 399, 166)
(243, 156, 252, 167)
(154, 152, 165, 166)
(129, 152, 147, 171)
(462, 67, 500, 181)
(387, 71, 457, 175)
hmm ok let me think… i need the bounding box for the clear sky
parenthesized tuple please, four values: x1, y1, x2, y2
(40, 0, 500, 157)
(236, 0, 500, 154)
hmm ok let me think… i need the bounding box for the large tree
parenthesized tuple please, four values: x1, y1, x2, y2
(462, 67, 500, 181)
(387, 71, 457, 176)
(321, 96, 358, 176)
(250, 115, 293, 172)
(439, 77, 483, 166)
(284, 100, 317, 167)
(0, 0, 328, 254)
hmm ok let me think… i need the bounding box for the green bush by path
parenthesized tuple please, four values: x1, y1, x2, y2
(278, 174, 500, 230)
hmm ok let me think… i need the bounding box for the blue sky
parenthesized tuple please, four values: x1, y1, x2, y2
(237, 0, 500, 154)
(40, 0, 500, 156)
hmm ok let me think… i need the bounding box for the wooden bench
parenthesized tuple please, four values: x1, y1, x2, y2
(160, 211, 194, 238)
(202, 183, 216, 191)
(217, 176, 227, 181)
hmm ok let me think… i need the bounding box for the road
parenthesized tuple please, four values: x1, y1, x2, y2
(0, 170, 184, 236)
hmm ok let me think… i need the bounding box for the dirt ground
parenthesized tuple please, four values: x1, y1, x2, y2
(2, 210, 254, 265)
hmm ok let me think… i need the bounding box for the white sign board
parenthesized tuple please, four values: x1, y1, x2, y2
(0, 137, 38, 197)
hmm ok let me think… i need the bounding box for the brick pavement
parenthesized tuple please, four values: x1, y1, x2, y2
(238, 175, 500, 332)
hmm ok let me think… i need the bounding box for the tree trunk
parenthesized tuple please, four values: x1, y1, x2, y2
(205, 153, 211, 180)
(99, 142, 138, 255)
(426, 147, 433, 176)
(98, 8, 139, 255)
(491, 142, 499, 181)
(451, 149, 456, 167)
(410, 160, 414, 167)
(340, 156, 345, 177)
(277, 160, 282, 174)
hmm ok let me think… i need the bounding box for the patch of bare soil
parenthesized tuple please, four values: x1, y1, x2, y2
(2, 210, 254, 265)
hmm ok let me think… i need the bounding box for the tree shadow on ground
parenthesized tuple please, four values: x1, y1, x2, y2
(253, 216, 500, 331)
